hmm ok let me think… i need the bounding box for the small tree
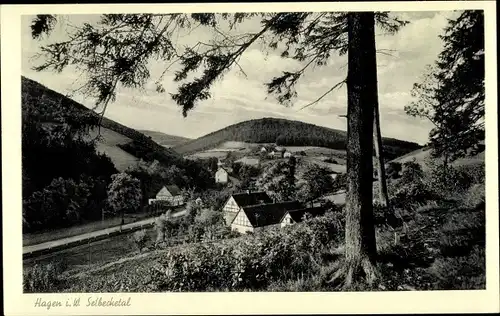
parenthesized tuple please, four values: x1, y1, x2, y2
(302, 164, 335, 201)
(107, 173, 142, 224)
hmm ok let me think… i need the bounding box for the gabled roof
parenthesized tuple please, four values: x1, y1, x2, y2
(287, 206, 327, 223)
(165, 185, 182, 196)
(216, 167, 228, 173)
(231, 191, 273, 207)
(241, 201, 305, 227)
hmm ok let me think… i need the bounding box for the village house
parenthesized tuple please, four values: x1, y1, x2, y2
(215, 167, 229, 184)
(230, 200, 307, 233)
(260, 146, 267, 153)
(221, 191, 273, 225)
(280, 206, 327, 228)
(283, 151, 293, 158)
(148, 185, 184, 206)
(328, 172, 339, 181)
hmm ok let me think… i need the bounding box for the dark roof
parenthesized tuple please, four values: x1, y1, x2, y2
(241, 201, 305, 227)
(165, 185, 182, 196)
(231, 191, 273, 207)
(287, 206, 327, 223)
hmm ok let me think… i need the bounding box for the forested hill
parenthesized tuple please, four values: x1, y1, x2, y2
(22, 76, 213, 200)
(172, 117, 422, 160)
(22, 76, 185, 166)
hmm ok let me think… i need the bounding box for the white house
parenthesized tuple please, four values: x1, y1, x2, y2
(329, 172, 339, 181)
(148, 185, 184, 206)
(215, 167, 229, 184)
(280, 206, 327, 228)
(221, 191, 273, 226)
(230, 200, 304, 233)
(260, 147, 267, 152)
(284, 151, 293, 158)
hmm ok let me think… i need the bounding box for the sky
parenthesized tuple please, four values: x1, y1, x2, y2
(21, 11, 459, 145)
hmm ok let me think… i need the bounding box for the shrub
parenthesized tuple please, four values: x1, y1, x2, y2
(460, 183, 485, 209)
(150, 211, 342, 292)
(391, 181, 435, 208)
(456, 163, 485, 185)
(154, 242, 236, 291)
(436, 208, 485, 257)
(386, 162, 402, 179)
(132, 229, 148, 252)
(425, 164, 473, 199)
(428, 245, 485, 290)
(24, 263, 62, 293)
(400, 160, 424, 184)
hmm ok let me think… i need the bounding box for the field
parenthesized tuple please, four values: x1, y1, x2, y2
(86, 127, 140, 172)
(139, 130, 191, 148)
(23, 226, 158, 273)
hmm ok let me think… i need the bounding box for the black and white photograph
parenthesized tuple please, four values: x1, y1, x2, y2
(1, 1, 499, 314)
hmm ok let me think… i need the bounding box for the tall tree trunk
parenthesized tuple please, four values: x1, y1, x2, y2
(373, 101, 389, 207)
(343, 11, 378, 286)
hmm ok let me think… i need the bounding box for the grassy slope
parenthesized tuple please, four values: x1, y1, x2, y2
(172, 117, 422, 158)
(390, 146, 485, 170)
(22, 76, 184, 171)
(139, 130, 191, 147)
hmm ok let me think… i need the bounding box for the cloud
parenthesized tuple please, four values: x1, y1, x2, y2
(21, 12, 458, 145)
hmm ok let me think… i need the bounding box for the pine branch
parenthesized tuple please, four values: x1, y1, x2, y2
(297, 78, 347, 111)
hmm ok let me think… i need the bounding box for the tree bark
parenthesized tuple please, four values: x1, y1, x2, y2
(373, 100, 389, 207)
(343, 12, 378, 284)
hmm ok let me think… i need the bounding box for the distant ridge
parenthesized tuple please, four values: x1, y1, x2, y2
(139, 130, 191, 148)
(172, 117, 422, 160)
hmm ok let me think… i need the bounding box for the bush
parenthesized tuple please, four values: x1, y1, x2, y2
(460, 183, 485, 209)
(132, 229, 148, 252)
(386, 162, 402, 179)
(456, 163, 485, 185)
(428, 246, 485, 290)
(425, 164, 473, 198)
(24, 262, 64, 293)
(436, 208, 485, 257)
(150, 211, 343, 292)
(391, 181, 436, 208)
(154, 243, 236, 291)
(388, 161, 437, 207)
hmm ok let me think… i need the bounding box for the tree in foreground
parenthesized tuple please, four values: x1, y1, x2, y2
(31, 11, 408, 288)
(405, 10, 484, 163)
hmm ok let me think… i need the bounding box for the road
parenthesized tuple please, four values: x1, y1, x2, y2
(23, 209, 186, 257)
